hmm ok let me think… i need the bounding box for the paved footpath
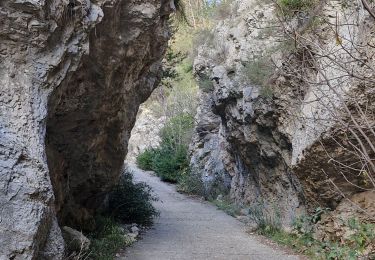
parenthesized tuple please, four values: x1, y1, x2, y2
(118, 165, 301, 260)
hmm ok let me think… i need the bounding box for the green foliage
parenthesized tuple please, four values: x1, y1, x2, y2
(293, 207, 331, 235)
(151, 145, 189, 182)
(240, 57, 275, 98)
(211, 196, 241, 217)
(160, 113, 194, 149)
(86, 171, 159, 259)
(241, 58, 273, 87)
(277, 0, 315, 15)
(106, 170, 159, 226)
(162, 47, 186, 89)
(177, 168, 205, 196)
(88, 217, 132, 260)
(347, 218, 375, 254)
(158, 39, 199, 118)
(136, 148, 157, 171)
(259, 212, 375, 260)
(311, 207, 331, 223)
(197, 74, 214, 92)
(137, 113, 194, 183)
(247, 201, 282, 235)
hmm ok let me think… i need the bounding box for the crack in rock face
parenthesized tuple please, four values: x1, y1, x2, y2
(0, 0, 172, 258)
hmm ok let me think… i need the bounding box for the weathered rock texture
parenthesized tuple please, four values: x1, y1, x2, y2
(126, 103, 166, 163)
(190, 0, 375, 228)
(0, 0, 172, 258)
(189, 92, 232, 198)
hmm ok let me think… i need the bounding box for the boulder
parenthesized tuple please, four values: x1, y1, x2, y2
(62, 226, 90, 254)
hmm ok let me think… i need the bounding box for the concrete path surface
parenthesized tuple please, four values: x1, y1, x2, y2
(118, 165, 300, 260)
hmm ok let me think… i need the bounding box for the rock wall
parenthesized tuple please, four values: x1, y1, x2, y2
(0, 0, 172, 258)
(190, 0, 375, 228)
(189, 92, 232, 198)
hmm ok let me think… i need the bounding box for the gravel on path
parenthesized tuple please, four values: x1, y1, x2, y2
(118, 165, 301, 260)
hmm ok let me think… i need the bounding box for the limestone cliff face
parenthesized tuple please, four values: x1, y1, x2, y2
(126, 101, 166, 163)
(0, 0, 172, 258)
(190, 0, 375, 228)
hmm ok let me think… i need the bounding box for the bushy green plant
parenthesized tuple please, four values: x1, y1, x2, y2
(151, 145, 189, 182)
(211, 196, 241, 217)
(160, 113, 194, 148)
(153, 114, 193, 182)
(136, 113, 194, 183)
(293, 207, 330, 235)
(88, 217, 132, 260)
(85, 171, 159, 259)
(262, 213, 375, 260)
(161, 47, 185, 89)
(240, 56, 276, 99)
(347, 218, 375, 256)
(248, 201, 282, 235)
(177, 168, 205, 196)
(106, 170, 159, 226)
(136, 148, 156, 171)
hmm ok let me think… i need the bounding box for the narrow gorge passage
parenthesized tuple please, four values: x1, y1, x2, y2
(117, 165, 300, 260)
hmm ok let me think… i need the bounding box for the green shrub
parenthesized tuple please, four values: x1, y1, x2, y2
(153, 113, 193, 182)
(197, 74, 214, 93)
(177, 168, 205, 196)
(277, 0, 315, 15)
(136, 148, 156, 171)
(88, 217, 131, 260)
(136, 113, 194, 183)
(106, 170, 159, 226)
(86, 171, 159, 259)
(346, 218, 375, 257)
(257, 211, 375, 260)
(160, 113, 194, 147)
(211, 196, 241, 217)
(151, 145, 189, 182)
(248, 201, 282, 235)
(240, 57, 275, 98)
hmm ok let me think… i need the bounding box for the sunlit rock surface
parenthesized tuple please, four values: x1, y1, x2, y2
(0, 0, 172, 258)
